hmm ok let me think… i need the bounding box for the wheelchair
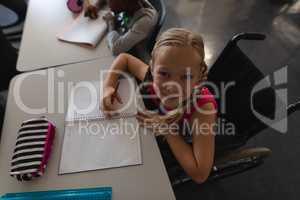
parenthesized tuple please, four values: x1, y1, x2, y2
(166, 32, 300, 187)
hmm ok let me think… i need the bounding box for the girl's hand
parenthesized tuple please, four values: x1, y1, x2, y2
(136, 110, 182, 136)
(103, 12, 116, 31)
(103, 11, 115, 21)
(100, 85, 123, 116)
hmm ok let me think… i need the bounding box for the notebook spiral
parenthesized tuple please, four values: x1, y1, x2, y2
(65, 111, 137, 124)
(65, 79, 138, 124)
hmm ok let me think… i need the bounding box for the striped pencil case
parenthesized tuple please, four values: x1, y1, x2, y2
(10, 117, 55, 181)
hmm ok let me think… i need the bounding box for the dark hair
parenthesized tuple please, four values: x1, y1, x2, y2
(124, 0, 140, 11)
(124, 0, 140, 4)
(108, 0, 140, 13)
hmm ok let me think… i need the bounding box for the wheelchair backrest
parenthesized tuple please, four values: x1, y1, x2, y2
(207, 42, 276, 151)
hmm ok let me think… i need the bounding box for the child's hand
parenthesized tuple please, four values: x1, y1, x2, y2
(100, 85, 123, 116)
(136, 110, 181, 136)
(103, 12, 116, 31)
(103, 11, 115, 21)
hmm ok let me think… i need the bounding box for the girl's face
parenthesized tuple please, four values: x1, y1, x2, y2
(152, 46, 204, 109)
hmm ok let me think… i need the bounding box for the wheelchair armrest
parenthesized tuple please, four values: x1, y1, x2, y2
(288, 101, 300, 116)
(231, 32, 266, 43)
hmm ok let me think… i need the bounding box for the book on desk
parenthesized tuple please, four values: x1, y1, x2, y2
(57, 10, 107, 48)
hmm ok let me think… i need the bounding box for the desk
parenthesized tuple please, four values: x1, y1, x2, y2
(0, 58, 175, 200)
(17, 0, 113, 72)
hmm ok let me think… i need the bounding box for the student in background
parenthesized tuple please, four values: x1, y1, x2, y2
(100, 28, 217, 184)
(84, 0, 158, 56)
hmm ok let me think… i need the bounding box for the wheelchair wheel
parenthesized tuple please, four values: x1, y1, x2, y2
(209, 147, 271, 181)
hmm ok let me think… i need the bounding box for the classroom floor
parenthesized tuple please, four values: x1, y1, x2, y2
(163, 0, 300, 199)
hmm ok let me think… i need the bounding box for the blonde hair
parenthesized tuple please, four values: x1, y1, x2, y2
(149, 28, 208, 127)
(151, 28, 208, 82)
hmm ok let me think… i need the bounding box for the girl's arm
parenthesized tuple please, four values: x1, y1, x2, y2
(101, 53, 148, 114)
(164, 103, 216, 184)
(104, 53, 149, 89)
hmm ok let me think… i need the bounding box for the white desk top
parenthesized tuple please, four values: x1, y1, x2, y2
(0, 58, 175, 200)
(17, 0, 113, 72)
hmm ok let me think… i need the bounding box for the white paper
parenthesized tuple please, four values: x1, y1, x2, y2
(59, 79, 142, 174)
(57, 10, 108, 48)
(65, 79, 137, 122)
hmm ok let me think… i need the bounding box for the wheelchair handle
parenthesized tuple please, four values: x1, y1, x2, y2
(231, 32, 266, 43)
(288, 101, 300, 116)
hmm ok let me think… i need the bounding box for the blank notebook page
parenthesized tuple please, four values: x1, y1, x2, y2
(59, 79, 142, 174)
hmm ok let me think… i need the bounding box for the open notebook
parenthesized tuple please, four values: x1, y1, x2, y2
(59, 78, 142, 174)
(57, 10, 107, 48)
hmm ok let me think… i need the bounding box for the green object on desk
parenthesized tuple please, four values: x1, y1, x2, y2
(0, 187, 112, 200)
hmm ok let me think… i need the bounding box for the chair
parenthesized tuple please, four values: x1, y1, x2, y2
(146, 0, 167, 53)
(0, 28, 19, 136)
(207, 32, 300, 181)
(0, 90, 8, 137)
(208, 33, 275, 152)
(0, 0, 27, 43)
(0, 29, 18, 90)
(170, 32, 300, 186)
